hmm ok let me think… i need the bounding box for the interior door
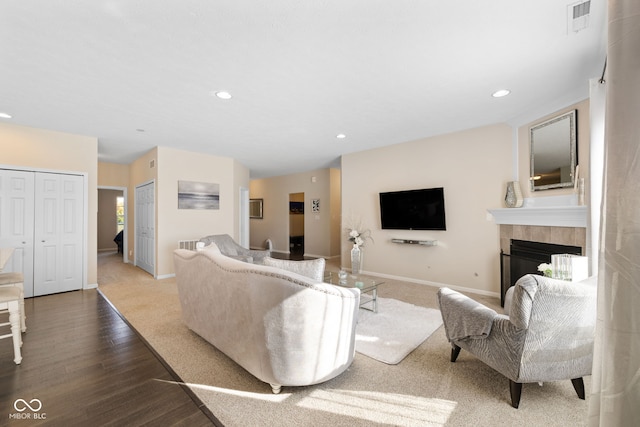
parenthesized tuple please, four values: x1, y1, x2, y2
(33, 173, 84, 296)
(135, 181, 155, 276)
(0, 169, 35, 297)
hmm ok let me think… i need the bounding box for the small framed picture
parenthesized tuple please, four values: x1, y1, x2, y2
(312, 199, 320, 212)
(249, 198, 263, 219)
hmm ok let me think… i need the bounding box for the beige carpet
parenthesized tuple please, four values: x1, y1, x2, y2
(97, 252, 590, 427)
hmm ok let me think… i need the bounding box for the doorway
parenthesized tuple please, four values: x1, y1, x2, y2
(98, 186, 127, 263)
(289, 192, 304, 260)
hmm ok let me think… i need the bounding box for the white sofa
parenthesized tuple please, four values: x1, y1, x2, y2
(173, 243, 360, 393)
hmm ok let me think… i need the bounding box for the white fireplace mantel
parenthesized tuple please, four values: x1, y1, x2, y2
(488, 195, 587, 228)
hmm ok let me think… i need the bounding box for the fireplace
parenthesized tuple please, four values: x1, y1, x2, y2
(491, 196, 588, 306)
(500, 239, 582, 306)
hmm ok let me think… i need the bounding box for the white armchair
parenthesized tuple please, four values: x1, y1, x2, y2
(437, 274, 597, 408)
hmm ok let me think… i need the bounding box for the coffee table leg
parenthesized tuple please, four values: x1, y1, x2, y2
(372, 287, 378, 313)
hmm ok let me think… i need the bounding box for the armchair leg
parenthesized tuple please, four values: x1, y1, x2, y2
(571, 377, 586, 400)
(450, 344, 461, 362)
(509, 380, 522, 408)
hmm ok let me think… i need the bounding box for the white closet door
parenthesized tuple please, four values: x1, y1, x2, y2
(135, 181, 155, 276)
(0, 170, 35, 297)
(33, 173, 84, 296)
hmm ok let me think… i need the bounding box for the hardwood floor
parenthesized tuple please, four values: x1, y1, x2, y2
(0, 288, 220, 426)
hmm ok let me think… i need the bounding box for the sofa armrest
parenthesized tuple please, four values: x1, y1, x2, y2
(437, 287, 498, 342)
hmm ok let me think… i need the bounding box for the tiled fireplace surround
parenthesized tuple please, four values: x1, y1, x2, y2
(498, 224, 586, 305)
(499, 224, 586, 257)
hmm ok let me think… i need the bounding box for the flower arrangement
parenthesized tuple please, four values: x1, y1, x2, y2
(348, 228, 373, 248)
(537, 263, 553, 278)
(344, 214, 374, 249)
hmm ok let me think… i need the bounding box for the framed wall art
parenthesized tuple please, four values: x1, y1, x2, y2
(178, 181, 220, 210)
(249, 198, 263, 219)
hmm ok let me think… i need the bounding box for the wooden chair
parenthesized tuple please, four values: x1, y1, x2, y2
(0, 286, 23, 364)
(0, 272, 26, 332)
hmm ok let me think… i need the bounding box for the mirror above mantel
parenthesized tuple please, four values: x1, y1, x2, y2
(530, 109, 577, 191)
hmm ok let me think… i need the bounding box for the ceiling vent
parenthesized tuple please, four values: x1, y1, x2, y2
(568, 0, 591, 33)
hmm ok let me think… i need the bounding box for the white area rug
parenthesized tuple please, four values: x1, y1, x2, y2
(355, 297, 443, 364)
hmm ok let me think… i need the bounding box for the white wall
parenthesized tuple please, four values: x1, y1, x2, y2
(329, 168, 342, 256)
(156, 147, 249, 277)
(250, 168, 339, 258)
(342, 124, 512, 295)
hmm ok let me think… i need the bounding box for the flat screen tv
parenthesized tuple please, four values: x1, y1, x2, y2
(379, 187, 446, 230)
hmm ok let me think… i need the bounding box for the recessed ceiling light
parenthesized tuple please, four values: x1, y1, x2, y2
(492, 89, 511, 98)
(0, 112, 12, 119)
(215, 91, 232, 100)
(336, 133, 346, 139)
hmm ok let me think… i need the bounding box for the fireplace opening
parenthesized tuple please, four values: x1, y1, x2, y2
(500, 239, 582, 306)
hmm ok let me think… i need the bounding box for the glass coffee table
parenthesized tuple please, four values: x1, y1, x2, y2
(325, 271, 384, 313)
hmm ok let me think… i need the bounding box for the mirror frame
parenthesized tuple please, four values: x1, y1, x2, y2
(530, 109, 577, 191)
(249, 198, 263, 219)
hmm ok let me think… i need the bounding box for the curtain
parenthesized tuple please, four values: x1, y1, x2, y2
(588, 78, 606, 277)
(588, 0, 640, 425)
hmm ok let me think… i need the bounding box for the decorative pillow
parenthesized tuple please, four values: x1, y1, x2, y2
(263, 257, 325, 282)
(197, 242, 221, 255)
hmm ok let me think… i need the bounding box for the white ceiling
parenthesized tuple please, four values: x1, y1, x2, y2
(0, 1, 606, 179)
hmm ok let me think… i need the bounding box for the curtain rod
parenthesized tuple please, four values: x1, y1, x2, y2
(599, 57, 607, 84)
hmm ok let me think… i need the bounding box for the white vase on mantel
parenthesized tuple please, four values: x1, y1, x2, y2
(504, 181, 524, 208)
(350, 245, 362, 275)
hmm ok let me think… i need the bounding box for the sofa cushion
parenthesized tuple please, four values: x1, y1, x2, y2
(263, 257, 325, 282)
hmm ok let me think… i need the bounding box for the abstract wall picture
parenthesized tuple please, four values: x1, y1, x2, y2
(312, 199, 320, 212)
(178, 181, 220, 210)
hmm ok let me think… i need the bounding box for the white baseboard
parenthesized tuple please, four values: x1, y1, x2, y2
(359, 270, 500, 299)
